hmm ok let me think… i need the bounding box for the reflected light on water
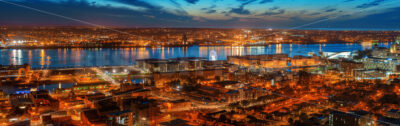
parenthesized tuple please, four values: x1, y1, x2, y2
(276, 44, 282, 54)
(40, 49, 46, 67)
(361, 42, 373, 50)
(10, 49, 23, 65)
(63, 49, 67, 65)
(28, 50, 32, 65)
(137, 47, 149, 59)
(161, 47, 165, 59)
(209, 50, 217, 61)
(231, 46, 244, 56)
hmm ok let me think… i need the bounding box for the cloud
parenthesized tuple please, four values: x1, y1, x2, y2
(324, 8, 337, 12)
(259, 0, 273, 4)
(228, 0, 258, 15)
(269, 6, 279, 10)
(311, 7, 400, 29)
(0, 0, 194, 27)
(169, 0, 180, 6)
(200, 5, 217, 14)
(0, 0, 399, 29)
(356, 0, 387, 9)
(236, 0, 258, 6)
(260, 9, 285, 16)
(309, 12, 322, 16)
(110, 0, 159, 10)
(184, 0, 200, 4)
(201, 5, 216, 10)
(206, 10, 217, 14)
(229, 6, 251, 15)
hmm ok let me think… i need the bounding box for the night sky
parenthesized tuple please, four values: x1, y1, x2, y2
(0, 0, 399, 29)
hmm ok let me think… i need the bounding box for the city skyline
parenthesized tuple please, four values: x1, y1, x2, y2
(0, 0, 399, 29)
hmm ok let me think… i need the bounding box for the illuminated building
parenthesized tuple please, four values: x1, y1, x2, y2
(390, 44, 400, 53)
(363, 58, 400, 72)
(0, 41, 4, 48)
(291, 55, 322, 67)
(162, 99, 191, 111)
(329, 111, 374, 126)
(390, 37, 400, 53)
(227, 54, 323, 70)
(119, 97, 160, 126)
(81, 109, 106, 126)
(106, 110, 134, 126)
(354, 69, 387, 80)
(136, 57, 205, 73)
(30, 90, 51, 106)
(386, 109, 400, 119)
(227, 54, 289, 67)
(72, 83, 109, 92)
(339, 60, 364, 77)
(153, 69, 228, 88)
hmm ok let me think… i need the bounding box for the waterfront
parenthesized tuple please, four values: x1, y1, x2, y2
(0, 43, 391, 68)
(0, 82, 75, 94)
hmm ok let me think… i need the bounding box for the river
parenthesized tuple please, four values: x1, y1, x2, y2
(0, 43, 392, 69)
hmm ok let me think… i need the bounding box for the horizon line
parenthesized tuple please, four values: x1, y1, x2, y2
(1, 25, 400, 32)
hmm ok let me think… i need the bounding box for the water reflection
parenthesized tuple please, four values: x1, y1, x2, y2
(40, 49, 46, 67)
(10, 49, 23, 65)
(361, 42, 373, 50)
(210, 50, 217, 61)
(276, 44, 282, 54)
(0, 43, 394, 68)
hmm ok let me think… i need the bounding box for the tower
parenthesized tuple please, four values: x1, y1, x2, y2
(390, 36, 400, 53)
(182, 34, 188, 45)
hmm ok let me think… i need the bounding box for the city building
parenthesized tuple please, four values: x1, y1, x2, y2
(136, 57, 206, 73)
(329, 111, 374, 126)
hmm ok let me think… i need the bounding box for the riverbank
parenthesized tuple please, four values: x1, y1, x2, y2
(0, 41, 387, 49)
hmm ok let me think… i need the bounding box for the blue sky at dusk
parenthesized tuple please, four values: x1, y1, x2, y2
(0, 0, 399, 29)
